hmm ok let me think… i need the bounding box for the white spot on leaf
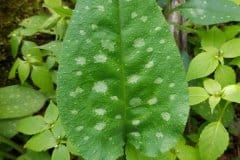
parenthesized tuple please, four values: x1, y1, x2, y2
(79, 30, 86, 36)
(159, 39, 166, 44)
(140, 16, 148, 22)
(131, 12, 138, 19)
(155, 26, 162, 31)
(169, 83, 175, 88)
(94, 122, 106, 131)
(128, 75, 141, 84)
(130, 132, 140, 137)
(94, 54, 107, 63)
(84, 136, 89, 140)
(146, 47, 153, 52)
(133, 38, 145, 48)
(70, 109, 78, 115)
(145, 61, 154, 68)
(154, 77, 163, 84)
(156, 132, 164, 138)
(147, 97, 158, 105)
(129, 97, 142, 107)
(115, 115, 122, 120)
(170, 94, 176, 100)
(97, 5, 105, 12)
(101, 40, 115, 52)
(111, 96, 119, 101)
(132, 119, 141, 126)
(93, 81, 108, 93)
(75, 57, 86, 65)
(76, 71, 82, 76)
(91, 24, 98, 30)
(94, 108, 106, 116)
(75, 126, 84, 131)
(161, 112, 171, 121)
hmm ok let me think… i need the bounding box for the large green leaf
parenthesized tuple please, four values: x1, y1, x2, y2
(177, 0, 240, 25)
(0, 85, 47, 119)
(57, 1, 189, 159)
(199, 122, 229, 160)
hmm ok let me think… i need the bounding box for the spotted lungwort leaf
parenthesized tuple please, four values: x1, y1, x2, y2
(57, 0, 189, 159)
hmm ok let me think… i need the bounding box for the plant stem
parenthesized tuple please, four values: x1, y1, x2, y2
(0, 150, 16, 160)
(219, 101, 230, 122)
(0, 136, 24, 153)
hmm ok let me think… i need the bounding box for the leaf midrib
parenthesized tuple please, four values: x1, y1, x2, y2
(116, 0, 128, 143)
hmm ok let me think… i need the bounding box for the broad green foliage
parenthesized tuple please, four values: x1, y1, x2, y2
(177, 0, 240, 25)
(199, 122, 229, 160)
(0, 85, 47, 119)
(58, 0, 189, 159)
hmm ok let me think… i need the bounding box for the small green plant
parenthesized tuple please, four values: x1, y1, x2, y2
(173, 1, 240, 159)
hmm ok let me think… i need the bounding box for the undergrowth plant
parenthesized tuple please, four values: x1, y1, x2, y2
(0, 0, 76, 159)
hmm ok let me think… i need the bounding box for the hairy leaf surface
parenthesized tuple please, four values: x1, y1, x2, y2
(57, 0, 189, 159)
(177, 0, 240, 25)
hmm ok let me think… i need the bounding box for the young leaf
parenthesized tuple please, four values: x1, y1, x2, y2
(10, 34, 22, 58)
(51, 119, 65, 138)
(18, 60, 31, 84)
(188, 87, 209, 105)
(223, 25, 240, 40)
(221, 38, 240, 58)
(31, 66, 54, 94)
(199, 122, 229, 160)
(199, 27, 226, 49)
(25, 130, 57, 152)
(176, 0, 240, 25)
(203, 78, 221, 95)
(187, 52, 219, 81)
(214, 65, 236, 87)
(222, 84, 240, 103)
(17, 116, 48, 135)
(0, 85, 47, 119)
(44, 101, 59, 124)
(230, 57, 240, 68)
(20, 15, 49, 30)
(57, 0, 189, 159)
(208, 96, 221, 113)
(175, 142, 200, 160)
(21, 41, 42, 62)
(56, 18, 68, 40)
(51, 145, 70, 160)
(8, 59, 20, 79)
